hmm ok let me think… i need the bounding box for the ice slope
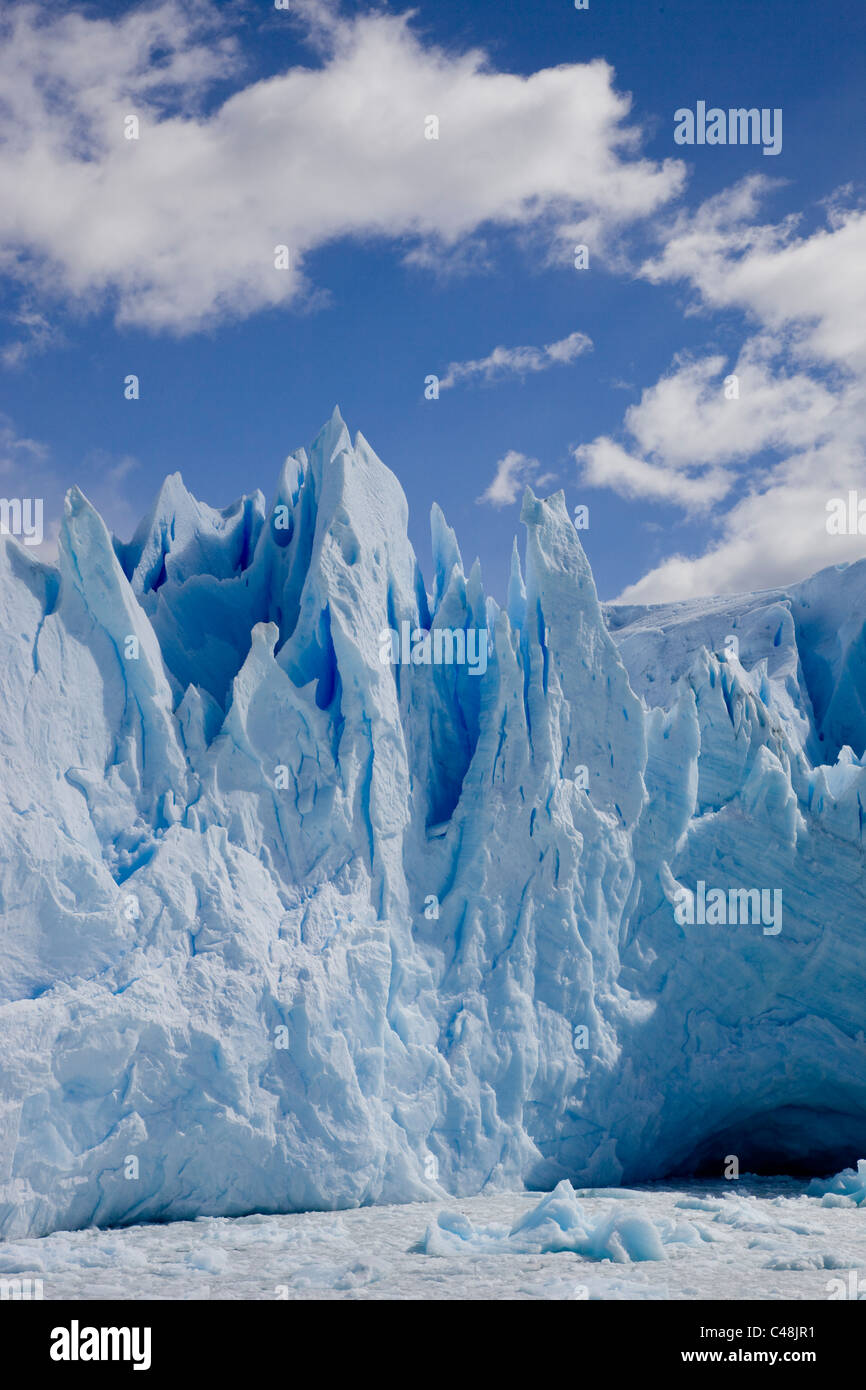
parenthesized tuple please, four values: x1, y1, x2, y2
(1, 409, 865, 1240)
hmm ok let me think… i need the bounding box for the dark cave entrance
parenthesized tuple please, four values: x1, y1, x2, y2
(667, 1105, 866, 1180)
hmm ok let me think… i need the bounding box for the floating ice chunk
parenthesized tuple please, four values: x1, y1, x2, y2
(422, 1184, 690, 1262)
(808, 1159, 866, 1206)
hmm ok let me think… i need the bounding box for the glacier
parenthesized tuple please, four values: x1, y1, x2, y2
(1, 407, 865, 1241)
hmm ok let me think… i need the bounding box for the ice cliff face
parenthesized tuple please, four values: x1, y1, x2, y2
(1, 409, 865, 1239)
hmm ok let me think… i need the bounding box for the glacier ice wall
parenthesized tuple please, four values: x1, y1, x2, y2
(1, 409, 866, 1239)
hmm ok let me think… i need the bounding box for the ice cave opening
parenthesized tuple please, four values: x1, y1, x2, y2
(669, 1105, 866, 1180)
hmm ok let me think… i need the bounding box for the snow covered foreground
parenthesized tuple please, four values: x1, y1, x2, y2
(2, 1175, 864, 1300)
(2, 409, 866, 1241)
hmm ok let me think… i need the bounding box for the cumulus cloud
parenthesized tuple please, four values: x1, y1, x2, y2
(576, 435, 733, 512)
(440, 330, 592, 390)
(576, 337, 840, 516)
(574, 184, 866, 601)
(477, 450, 555, 507)
(640, 177, 866, 369)
(616, 423, 866, 603)
(0, 1, 684, 333)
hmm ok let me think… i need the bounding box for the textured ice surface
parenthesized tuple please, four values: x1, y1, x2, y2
(1, 1180, 863, 1300)
(1, 409, 866, 1239)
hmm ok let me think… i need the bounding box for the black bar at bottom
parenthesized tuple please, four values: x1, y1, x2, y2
(6, 1297, 861, 1375)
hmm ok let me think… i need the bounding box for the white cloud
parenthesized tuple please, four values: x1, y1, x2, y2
(618, 342, 838, 468)
(640, 177, 866, 369)
(0, 2, 684, 333)
(573, 185, 866, 600)
(477, 450, 554, 508)
(440, 330, 592, 390)
(575, 337, 841, 517)
(576, 435, 732, 512)
(617, 432, 866, 603)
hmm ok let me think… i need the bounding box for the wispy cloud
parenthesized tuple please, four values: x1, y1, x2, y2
(441, 330, 592, 390)
(1, 306, 64, 369)
(0, 414, 141, 562)
(0, 415, 49, 472)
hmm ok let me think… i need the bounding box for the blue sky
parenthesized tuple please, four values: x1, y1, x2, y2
(0, 0, 864, 602)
